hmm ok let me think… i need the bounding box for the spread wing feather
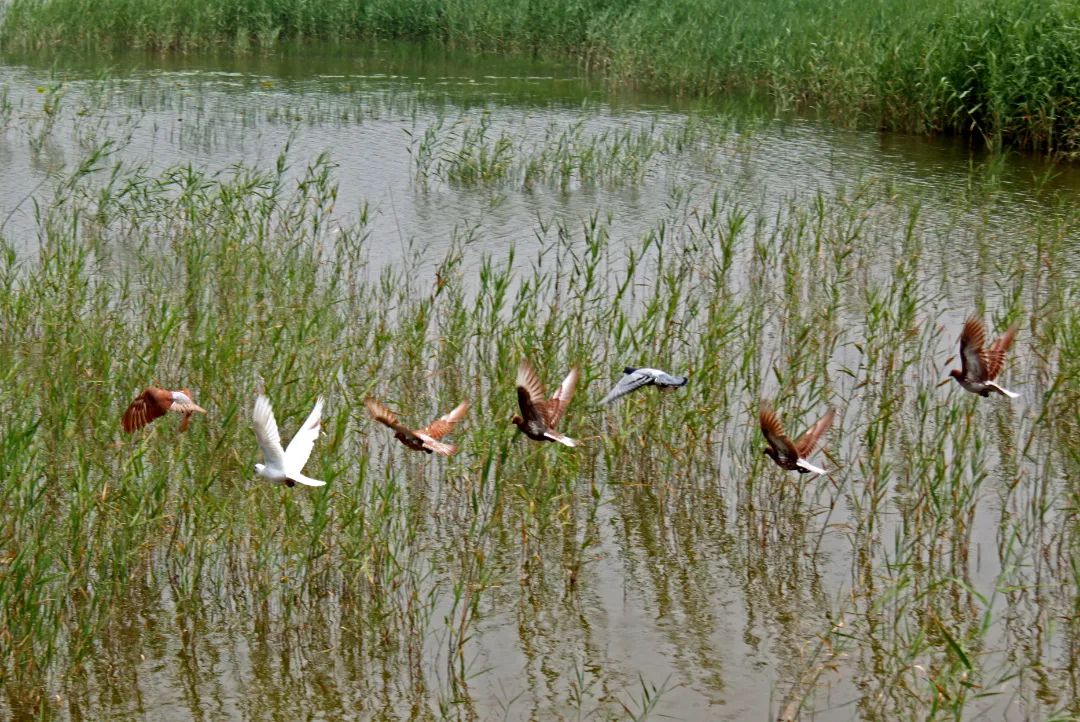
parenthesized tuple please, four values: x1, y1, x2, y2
(759, 405, 799, 458)
(252, 395, 287, 470)
(984, 324, 1017, 380)
(419, 400, 469, 440)
(546, 366, 579, 428)
(284, 397, 324, 473)
(794, 408, 835, 458)
(959, 317, 987, 381)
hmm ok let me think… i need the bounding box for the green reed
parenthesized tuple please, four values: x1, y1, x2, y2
(0, 119, 1077, 719)
(4, 0, 1080, 155)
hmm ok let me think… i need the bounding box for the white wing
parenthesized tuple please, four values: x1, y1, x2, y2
(284, 396, 324, 473)
(253, 395, 286, 469)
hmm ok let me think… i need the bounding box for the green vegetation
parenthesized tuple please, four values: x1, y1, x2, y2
(3, 0, 1080, 156)
(0, 103, 1077, 716)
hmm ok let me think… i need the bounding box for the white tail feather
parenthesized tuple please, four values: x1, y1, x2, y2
(988, 382, 1019, 399)
(545, 432, 578, 447)
(796, 458, 827, 475)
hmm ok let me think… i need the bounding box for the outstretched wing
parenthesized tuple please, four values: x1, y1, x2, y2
(365, 397, 405, 432)
(959, 317, 987, 381)
(984, 324, 1017, 380)
(419, 400, 469, 440)
(545, 366, 579, 428)
(759, 404, 799, 458)
(122, 387, 171, 432)
(794, 408, 835, 458)
(284, 397, 324, 473)
(517, 359, 548, 426)
(654, 372, 688, 387)
(253, 395, 287, 469)
(598, 372, 652, 406)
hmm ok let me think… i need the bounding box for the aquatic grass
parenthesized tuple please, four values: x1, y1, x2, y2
(0, 124, 1077, 719)
(5, 0, 1080, 155)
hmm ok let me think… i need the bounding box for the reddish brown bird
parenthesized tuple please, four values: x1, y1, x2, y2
(945, 316, 1019, 398)
(512, 359, 579, 447)
(364, 397, 469, 456)
(122, 387, 206, 433)
(760, 403, 835, 475)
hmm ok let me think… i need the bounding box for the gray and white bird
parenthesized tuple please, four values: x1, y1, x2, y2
(598, 366, 688, 406)
(252, 394, 326, 487)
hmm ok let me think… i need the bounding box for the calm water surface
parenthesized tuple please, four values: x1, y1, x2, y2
(1, 41, 1077, 721)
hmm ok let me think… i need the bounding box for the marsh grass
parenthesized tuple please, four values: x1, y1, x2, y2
(4, 0, 1080, 155)
(0, 113, 1077, 719)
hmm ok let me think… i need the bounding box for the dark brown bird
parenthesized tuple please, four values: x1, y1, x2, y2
(122, 387, 206, 433)
(512, 359, 579, 447)
(364, 397, 469, 456)
(760, 403, 835, 475)
(945, 317, 1019, 398)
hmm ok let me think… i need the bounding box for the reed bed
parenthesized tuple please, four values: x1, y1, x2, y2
(4, 0, 1080, 156)
(0, 118, 1077, 719)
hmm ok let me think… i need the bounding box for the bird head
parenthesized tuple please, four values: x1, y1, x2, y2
(623, 366, 638, 375)
(511, 414, 524, 428)
(254, 462, 265, 475)
(938, 370, 961, 387)
(762, 447, 777, 462)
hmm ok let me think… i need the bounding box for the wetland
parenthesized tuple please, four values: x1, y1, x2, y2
(0, 40, 1079, 721)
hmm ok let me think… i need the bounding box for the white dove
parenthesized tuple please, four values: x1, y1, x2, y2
(252, 394, 326, 487)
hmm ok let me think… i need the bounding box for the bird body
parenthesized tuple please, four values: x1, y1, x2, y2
(122, 387, 206, 433)
(947, 317, 1019, 398)
(598, 366, 688, 406)
(760, 404, 834, 475)
(252, 395, 326, 487)
(365, 397, 468, 456)
(512, 359, 579, 447)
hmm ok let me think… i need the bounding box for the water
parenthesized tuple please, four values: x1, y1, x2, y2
(1, 41, 1077, 721)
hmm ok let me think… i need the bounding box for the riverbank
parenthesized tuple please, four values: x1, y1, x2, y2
(2, 0, 1079, 156)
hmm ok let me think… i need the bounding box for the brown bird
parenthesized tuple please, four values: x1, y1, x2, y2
(122, 387, 206, 433)
(945, 316, 1019, 398)
(760, 403, 835, 474)
(512, 359, 579, 447)
(364, 397, 469, 456)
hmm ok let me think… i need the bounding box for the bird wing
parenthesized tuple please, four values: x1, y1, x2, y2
(959, 317, 987, 380)
(759, 404, 799, 458)
(795, 408, 835, 458)
(252, 394, 287, 469)
(545, 366, 579, 427)
(122, 387, 171, 432)
(654, 372, 688, 387)
(418, 400, 469, 440)
(365, 397, 405, 431)
(284, 397, 324, 473)
(984, 324, 1017, 380)
(170, 389, 206, 415)
(517, 359, 549, 426)
(598, 372, 652, 406)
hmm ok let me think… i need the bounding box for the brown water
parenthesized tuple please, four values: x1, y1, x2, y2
(1, 41, 1078, 721)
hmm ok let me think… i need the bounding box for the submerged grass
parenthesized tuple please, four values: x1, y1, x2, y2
(4, 0, 1080, 156)
(0, 114, 1077, 718)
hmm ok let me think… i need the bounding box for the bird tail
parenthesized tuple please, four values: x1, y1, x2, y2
(988, 382, 1019, 399)
(796, 458, 827, 475)
(288, 473, 327, 487)
(545, 432, 578, 447)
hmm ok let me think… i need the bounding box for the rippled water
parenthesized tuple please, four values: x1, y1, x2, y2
(1, 41, 1077, 721)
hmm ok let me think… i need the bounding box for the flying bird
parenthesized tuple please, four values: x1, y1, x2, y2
(945, 316, 1019, 398)
(760, 403, 835, 475)
(252, 394, 326, 487)
(598, 366, 688, 406)
(364, 397, 469, 456)
(512, 359, 579, 447)
(122, 387, 206, 433)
